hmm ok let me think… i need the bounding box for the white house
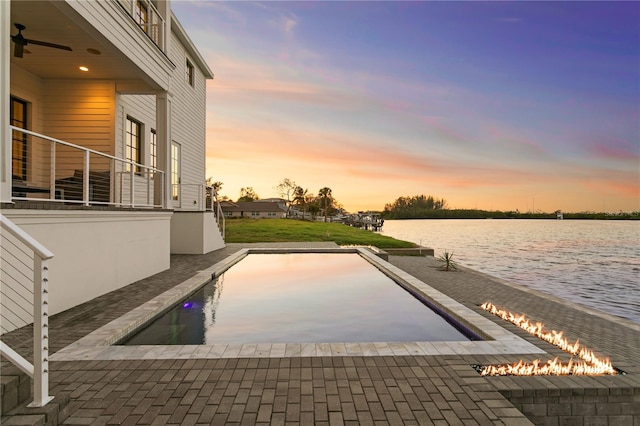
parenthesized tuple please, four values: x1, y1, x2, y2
(0, 0, 225, 333)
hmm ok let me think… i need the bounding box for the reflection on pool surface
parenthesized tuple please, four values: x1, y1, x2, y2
(120, 253, 472, 345)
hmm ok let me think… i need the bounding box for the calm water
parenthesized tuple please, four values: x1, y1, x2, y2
(381, 219, 640, 324)
(122, 253, 470, 345)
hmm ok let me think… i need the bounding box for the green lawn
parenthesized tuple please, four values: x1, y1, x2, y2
(224, 218, 416, 248)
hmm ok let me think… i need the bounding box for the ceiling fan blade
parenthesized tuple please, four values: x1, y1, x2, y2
(26, 39, 72, 52)
(14, 42, 24, 58)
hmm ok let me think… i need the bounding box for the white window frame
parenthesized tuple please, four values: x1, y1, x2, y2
(150, 129, 157, 170)
(125, 116, 142, 172)
(171, 141, 181, 203)
(186, 59, 194, 87)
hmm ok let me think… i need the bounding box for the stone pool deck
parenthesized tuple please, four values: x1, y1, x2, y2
(1, 242, 639, 425)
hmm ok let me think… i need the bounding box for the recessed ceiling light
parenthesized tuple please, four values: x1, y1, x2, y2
(79, 66, 89, 72)
(86, 48, 101, 55)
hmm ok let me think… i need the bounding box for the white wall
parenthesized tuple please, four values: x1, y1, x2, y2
(65, 0, 173, 90)
(2, 210, 171, 321)
(168, 29, 207, 199)
(170, 211, 225, 254)
(43, 80, 116, 156)
(117, 94, 155, 163)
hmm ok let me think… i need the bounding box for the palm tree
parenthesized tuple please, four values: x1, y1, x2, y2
(205, 178, 223, 209)
(293, 186, 308, 219)
(318, 187, 333, 222)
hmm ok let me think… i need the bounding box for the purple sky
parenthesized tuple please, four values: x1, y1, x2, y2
(173, 1, 639, 212)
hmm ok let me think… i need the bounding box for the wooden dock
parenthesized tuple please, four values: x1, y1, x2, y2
(342, 212, 384, 231)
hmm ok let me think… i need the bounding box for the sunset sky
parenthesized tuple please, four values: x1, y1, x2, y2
(173, 1, 639, 213)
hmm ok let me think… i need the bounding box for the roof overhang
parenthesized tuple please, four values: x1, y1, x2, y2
(171, 12, 213, 80)
(9, 0, 173, 92)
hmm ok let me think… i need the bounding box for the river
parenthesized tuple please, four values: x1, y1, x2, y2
(380, 219, 640, 324)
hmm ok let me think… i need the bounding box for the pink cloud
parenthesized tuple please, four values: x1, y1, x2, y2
(587, 136, 640, 162)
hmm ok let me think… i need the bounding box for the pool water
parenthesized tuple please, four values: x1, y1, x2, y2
(120, 253, 472, 345)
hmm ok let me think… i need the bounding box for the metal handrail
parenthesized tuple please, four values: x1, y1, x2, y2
(10, 126, 165, 208)
(171, 183, 204, 210)
(11, 125, 163, 173)
(213, 191, 225, 240)
(0, 214, 54, 407)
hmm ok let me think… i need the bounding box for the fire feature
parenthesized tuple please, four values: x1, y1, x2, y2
(479, 302, 617, 376)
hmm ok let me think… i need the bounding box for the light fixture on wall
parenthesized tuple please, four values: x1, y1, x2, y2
(79, 66, 89, 72)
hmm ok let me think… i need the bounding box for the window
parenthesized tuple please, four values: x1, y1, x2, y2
(134, 0, 149, 33)
(125, 117, 141, 172)
(10, 97, 28, 180)
(150, 129, 157, 170)
(186, 59, 194, 87)
(251, 211, 260, 217)
(171, 142, 180, 201)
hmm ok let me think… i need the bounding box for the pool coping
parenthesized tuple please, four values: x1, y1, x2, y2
(51, 247, 545, 361)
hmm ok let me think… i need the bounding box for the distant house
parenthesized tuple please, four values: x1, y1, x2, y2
(221, 200, 287, 218)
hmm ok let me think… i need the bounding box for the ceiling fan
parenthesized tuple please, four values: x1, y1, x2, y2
(11, 23, 72, 58)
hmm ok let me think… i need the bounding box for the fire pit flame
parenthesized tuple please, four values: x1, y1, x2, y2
(480, 302, 617, 376)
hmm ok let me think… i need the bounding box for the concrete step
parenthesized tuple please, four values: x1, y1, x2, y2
(1, 414, 47, 426)
(1, 368, 31, 414)
(1, 367, 69, 426)
(2, 394, 70, 426)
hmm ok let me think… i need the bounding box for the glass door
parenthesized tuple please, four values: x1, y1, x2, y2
(171, 141, 181, 208)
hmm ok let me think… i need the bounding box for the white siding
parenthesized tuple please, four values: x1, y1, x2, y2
(168, 30, 208, 211)
(115, 28, 209, 213)
(116, 94, 156, 163)
(42, 80, 116, 179)
(65, 0, 172, 90)
(43, 80, 115, 154)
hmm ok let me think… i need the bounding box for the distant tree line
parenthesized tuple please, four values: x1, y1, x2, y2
(382, 194, 640, 220)
(207, 183, 639, 221)
(382, 195, 448, 219)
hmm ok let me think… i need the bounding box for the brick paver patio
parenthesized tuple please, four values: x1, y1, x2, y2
(2, 242, 639, 425)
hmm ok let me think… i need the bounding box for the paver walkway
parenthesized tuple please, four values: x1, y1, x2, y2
(2, 243, 638, 425)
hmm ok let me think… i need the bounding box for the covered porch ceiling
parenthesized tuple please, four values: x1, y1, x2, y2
(10, 1, 164, 92)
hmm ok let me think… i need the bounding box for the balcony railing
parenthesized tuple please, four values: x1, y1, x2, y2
(171, 183, 205, 211)
(10, 126, 165, 208)
(117, 0, 166, 52)
(0, 214, 54, 407)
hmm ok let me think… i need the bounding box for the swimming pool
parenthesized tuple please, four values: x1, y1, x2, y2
(119, 253, 474, 345)
(51, 247, 545, 360)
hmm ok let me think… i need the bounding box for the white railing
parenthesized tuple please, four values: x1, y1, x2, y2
(171, 183, 205, 210)
(212, 190, 225, 240)
(10, 126, 165, 208)
(117, 0, 166, 51)
(0, 214, 54, 407)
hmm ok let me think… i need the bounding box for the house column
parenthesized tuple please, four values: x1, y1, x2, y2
(0, 1, 12, 203)
(156, 92, 172, 209)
